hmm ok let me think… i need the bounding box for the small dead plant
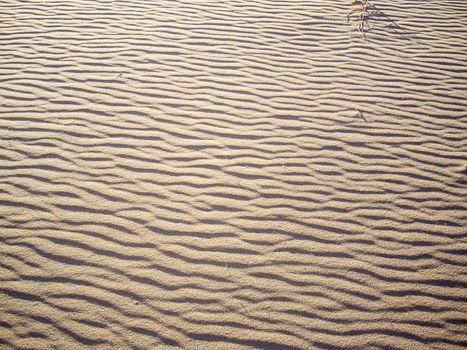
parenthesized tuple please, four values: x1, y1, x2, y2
(347, 0, 376, 39)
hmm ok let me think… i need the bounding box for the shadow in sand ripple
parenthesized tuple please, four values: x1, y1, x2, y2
(1, 0, 466, 348)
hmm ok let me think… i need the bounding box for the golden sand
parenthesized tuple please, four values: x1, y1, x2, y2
(0, 0, 466, 349)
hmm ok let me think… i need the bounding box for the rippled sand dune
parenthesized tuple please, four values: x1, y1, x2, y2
(0, 0, 466, 349)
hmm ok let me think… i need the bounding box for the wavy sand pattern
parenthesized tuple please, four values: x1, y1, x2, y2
(0, 0, 466, 349)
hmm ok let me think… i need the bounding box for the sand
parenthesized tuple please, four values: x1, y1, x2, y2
(0, 0, 466, 349)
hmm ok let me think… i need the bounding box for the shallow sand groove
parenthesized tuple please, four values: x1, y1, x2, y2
(0, 0, 466, 349)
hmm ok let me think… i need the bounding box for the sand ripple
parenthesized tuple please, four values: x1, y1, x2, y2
(0, 0, 466, 349)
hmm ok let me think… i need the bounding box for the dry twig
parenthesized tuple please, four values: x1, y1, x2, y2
(347, 0, 376, 39)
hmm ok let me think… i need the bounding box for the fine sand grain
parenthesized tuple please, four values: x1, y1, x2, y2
(0, 0, 466, 349)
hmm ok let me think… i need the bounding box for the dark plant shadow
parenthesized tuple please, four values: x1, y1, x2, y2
(350, 2, 418, 42)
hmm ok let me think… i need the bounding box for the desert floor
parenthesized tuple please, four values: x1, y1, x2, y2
(0, 0, 466, 349)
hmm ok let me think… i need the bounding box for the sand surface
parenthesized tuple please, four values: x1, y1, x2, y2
(0, 0, 466, 349)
